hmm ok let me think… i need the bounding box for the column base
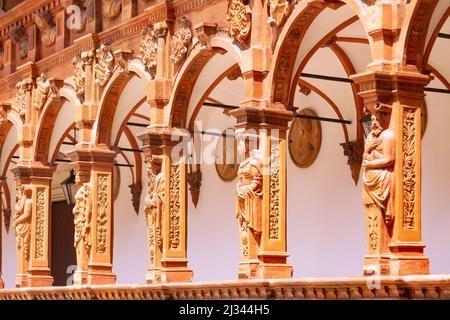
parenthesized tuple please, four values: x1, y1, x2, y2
(238, 259, 260, 279)
(27, 275, 54, 287)
(161, 259, 193, 282)
(146, 268, 163, 284)
(363, 254, 392, 276)
(257, 251, 293, 279)
(15, 274, 29, 288)
(388, 241, 430, 275)
(73, 270, 89, 286)
(87, 265, 116, 285)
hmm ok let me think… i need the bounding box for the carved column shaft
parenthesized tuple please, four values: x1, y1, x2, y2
(12, 166, 54, 287)
(231, 107, 293, 279)
(352, 70, 430, 276)
(139, 129, 192, 283)
(86, 147, 116, 285)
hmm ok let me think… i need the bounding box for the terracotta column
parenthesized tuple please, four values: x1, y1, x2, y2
(139, 128, 193, 283)
(12, 165, 54, 287)
(231, 107, 293, 279)
(352, 70, 430, 276)
(0, 178, 3, 288)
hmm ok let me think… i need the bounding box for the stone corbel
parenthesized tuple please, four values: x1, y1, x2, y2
(193, 22, 217, 49)
(187, 169, 201, 208)
(33, 74, 62, 111)
(129, 181, 142, 215)
(114, 49, 134, 73)
(340, 139, 364, 185)
(34, 11, 56, 47)
(9, 26, 28, 59)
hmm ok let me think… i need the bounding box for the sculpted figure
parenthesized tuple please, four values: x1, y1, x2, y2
(72, 173, 92, 281)
(362, 107, 395, 225)
(34, 12, 56, 47)
(236, 138, 263, 258)
(144, 158, 164, 282)
(14, 185, 32, 280)
(33, 73, 50, 111)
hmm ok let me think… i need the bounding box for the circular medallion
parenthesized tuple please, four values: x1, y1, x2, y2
(288, 108, 322, 168)
(215, 128, 239, 182)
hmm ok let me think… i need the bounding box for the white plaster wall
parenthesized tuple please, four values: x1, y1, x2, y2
(112, 159, 148, 284)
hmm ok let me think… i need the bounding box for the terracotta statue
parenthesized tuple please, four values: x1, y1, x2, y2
(144, 159, 164, 281)
(362, 109, 395, 225)
(236, 139, 263, 258)
(72, 174, 92, 283)
(13, 185, 32, 282)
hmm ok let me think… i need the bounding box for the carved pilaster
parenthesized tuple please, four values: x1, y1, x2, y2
(351, 70, 430, 276)
(230, 106, 293, 279)
(138, 128, 192, 283)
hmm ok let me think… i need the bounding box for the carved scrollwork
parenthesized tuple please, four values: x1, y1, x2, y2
(96, 174, 109, 254)
(94, 44, 114, 87)
(68, 55, 86, 98)
(226, 0, 252, 43)
(402, 108, 416, 229)
(9, 26, 28, 59)
(267, 0, 293, 28)
(139, 25, 157, 76)
(34, 11, 56, 47)
(170, 16, 192, 65)
(103, 0, 122, 19)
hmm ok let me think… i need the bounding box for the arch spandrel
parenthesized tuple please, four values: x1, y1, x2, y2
(167, 35, 244, 129)
(269, 0, 368, 108)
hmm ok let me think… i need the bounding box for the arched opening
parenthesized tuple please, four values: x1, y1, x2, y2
(272, 2, 371, 277)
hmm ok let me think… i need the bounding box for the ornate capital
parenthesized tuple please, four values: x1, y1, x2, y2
(194, 22, 217, 48)
(154, 22, 168, 38)
(170, 16, 192, 65)
(226, 0, 252, 43)
(34, 11, 56, 47)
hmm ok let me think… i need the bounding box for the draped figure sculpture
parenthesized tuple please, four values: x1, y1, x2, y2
(235, 134, 263, 279)
(144, 157, 164, 283)
(72, 174, 92, 285)
(362, 103, 395, 264)
(13, 185, 32, 286)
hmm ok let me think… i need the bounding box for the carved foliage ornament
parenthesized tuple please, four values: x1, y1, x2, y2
(103, 0, 122, 19)
(269, 141, 280, 240)
(140, 25, 157, 75)
(94, 44, 114, 87)
(226, 0, 252, 43)
(402, 108, 416, 229)
(170, 16, 192, 65)
(169, 162, 181, 250)
(35, 188, 46, 260)
(34, 11, 56, 47)
(16, 78, 33, 121)
(267, 0, 293, 27)
(9, 25, 28, 59)
(96, 174, 109, 254)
